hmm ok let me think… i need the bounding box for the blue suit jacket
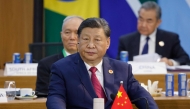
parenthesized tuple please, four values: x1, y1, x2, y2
(46, 53, 158, 109)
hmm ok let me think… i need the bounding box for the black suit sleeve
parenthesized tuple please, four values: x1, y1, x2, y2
(117, 36, 127, 60)
(170, 34, 189, 65)
(35, 53, 63, 94)
(35, 60, 51, 94)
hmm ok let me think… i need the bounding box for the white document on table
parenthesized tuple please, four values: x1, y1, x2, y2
(133, 53, 161, 62)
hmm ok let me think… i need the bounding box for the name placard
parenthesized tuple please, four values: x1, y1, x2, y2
(4, 63, 38, 76)
(128, 62, 167, 74)
(0, 89, 8, 102)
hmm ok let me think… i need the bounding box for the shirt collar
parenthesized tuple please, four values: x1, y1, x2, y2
(84, 60, 103, 72)
(140, 29, 157, 42)
(65, 49, 71, 56)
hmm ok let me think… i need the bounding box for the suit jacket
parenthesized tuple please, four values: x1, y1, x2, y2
(188, 59, 190, 66)
(46, 53, 158, 109)
(117, 29, 189, 65)
(35, 53, 64, 94)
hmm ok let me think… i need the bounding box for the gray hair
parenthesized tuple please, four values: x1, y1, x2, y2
(62, 15, 84, 30)
(77, 18, 111, 38)
(138, 1, 161, 19)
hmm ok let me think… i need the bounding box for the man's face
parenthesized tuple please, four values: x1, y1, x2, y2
(137, 9, 161, 36)
(61, 18, 83, 54)
(78, 27, 110, 65)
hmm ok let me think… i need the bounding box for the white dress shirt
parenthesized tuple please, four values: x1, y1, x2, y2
(84, 60, 104, 89)
(65, 50, 71, 56)
(139, 29, 156, 55)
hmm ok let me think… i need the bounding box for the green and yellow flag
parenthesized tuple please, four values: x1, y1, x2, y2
(44, 0, 99, 42)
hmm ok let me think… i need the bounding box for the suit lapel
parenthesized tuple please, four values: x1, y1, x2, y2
(102, 57, 115, 97)
(155, 29, 164, 55)
(73, 53, 97, 98)
(103, 57, 119, 107)
(131, 33, 140, 57)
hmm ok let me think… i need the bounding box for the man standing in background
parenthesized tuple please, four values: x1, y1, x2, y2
(35, 16, 84, 94)
(117, 1, 189, 66)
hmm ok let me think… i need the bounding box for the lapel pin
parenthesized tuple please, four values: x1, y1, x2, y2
(159, 41, 164, 47)
(109, 70, 113, 74)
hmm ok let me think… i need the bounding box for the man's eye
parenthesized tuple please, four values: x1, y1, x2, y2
(95, 39, 100, 41)
(65, 31, 70, 34)
(147, 20, 153, 23)
(83, 38, 88, 40)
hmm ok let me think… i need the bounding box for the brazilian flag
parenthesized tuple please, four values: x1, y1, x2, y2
(44, 0, 99, 42)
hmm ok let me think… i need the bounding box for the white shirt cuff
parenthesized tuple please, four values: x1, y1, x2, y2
(170, 59, 180, 66)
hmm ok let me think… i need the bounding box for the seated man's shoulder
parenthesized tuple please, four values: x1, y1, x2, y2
(54, 53, 78, 65)
(39, 53, 63, 64)
(120, 31, 140, 40)
(159, 29, 178, 37)
(107, 57, 130, 67)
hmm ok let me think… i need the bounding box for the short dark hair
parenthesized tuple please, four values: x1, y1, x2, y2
(77, 18, 111, 37)
(139, 1, 161, 19)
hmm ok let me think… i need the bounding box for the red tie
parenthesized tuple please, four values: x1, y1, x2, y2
(90, 67, 106, 100)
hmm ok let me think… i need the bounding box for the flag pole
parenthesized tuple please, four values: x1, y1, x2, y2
(120, 81, 123, 86)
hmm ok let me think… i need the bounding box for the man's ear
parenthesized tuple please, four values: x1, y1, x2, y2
(106, 37, 110, 49)
(156, 19, 162, 28)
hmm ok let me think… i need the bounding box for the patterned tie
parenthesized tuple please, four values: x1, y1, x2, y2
(90, 67, 106, 100)
(141, 36, 150, 54)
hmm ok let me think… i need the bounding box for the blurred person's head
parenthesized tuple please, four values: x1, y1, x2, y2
(77, 18, 110, 66)
(61, 16, 84, 54)
(137, 1, 161, 36)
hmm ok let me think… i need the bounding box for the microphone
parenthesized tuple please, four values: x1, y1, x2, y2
(110, 93, 115, 101)
(131, 97, 149, 109)
(110, 94, 149, 109)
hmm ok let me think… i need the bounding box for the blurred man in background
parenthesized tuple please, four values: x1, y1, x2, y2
(35, 16, 84, 94)
(117, 1, 189, 66)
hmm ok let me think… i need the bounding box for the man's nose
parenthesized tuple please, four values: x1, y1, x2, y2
(70, 33, 77, 39)
(87, 41, 95, 48)
(142, 21, 147, 27)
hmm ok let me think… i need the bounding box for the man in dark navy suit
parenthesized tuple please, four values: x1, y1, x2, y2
(46, 18, 158, 109)
(117, 1, 189, 66)
(35, 16, 84, 94)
